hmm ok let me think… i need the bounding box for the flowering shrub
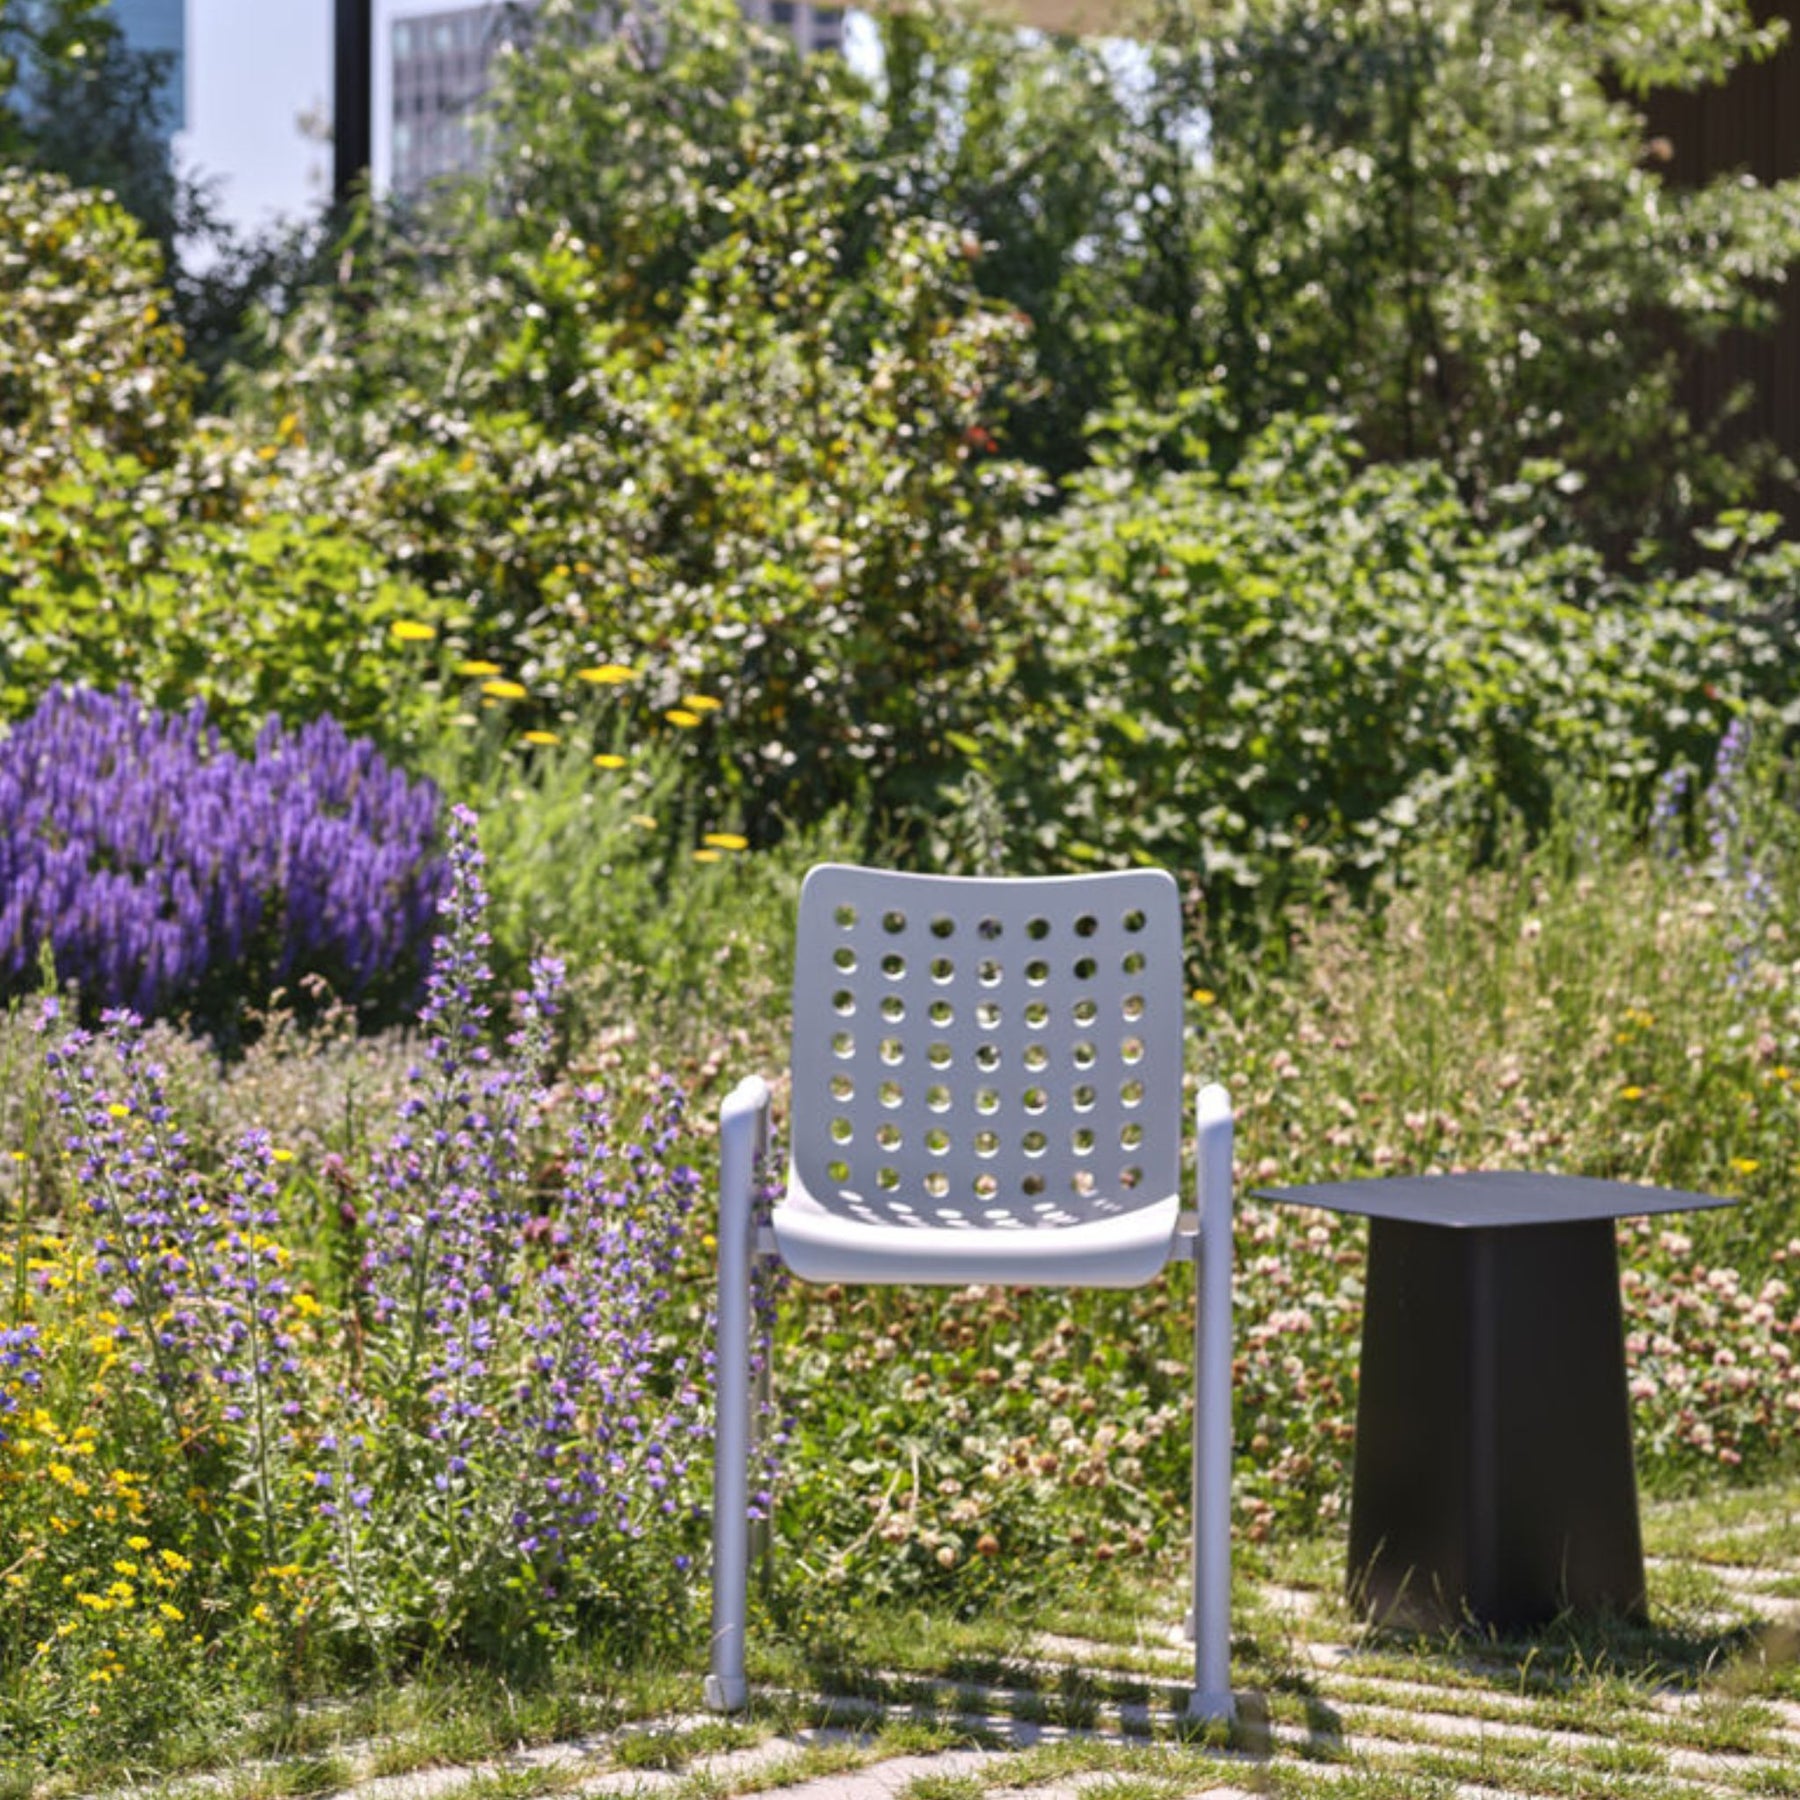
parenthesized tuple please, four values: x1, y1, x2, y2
(0, 687, 443, 1028)
(2, 806, 714, 1761)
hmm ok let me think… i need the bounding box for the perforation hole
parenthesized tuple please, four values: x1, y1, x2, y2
(828, 1159, 850, 1183)
(976, 1087, 1000, 1115)
(931, 956, 955, 984)
(1122, 949, 1146, 975)
(1072, 1128, 1095, 1155)
(880, 1038, 905, 1065)
(880, 1081, 903, 1108)
(1022, 1129, 1047, 1157)
(973, 1173, 999, 1199)
(930, 915, 955, 939)
(833, 946, 857, 971)
(1121, 1037, 1145, 1066)
(1073, 1083, 1096, 1112)
(1073, 1041, 1097, 1069)
(830, 1074, 854, 1101)
(832, 1031, 854, 1059)
(927, 1084, 952, 1112)
(881, 952, 906, 979)
(1072, 1170, 1096, 1196)
(977, 1002, 1001, 1031)
(1121, 1122, 1143, 1150)
(1121, 1165, 1143, 1189)
(1122, 909, 1146, 933)
(979, 958, 1003, 987)
(974, 1130, 999, 1158)
(925, 1171, 950, 1198)
(928, 1041, 952, 1069)
(877, 1123, 902, 1151)
(878, 1166, 900, 1190)
(1072, 997, 1098, 1026)
(1122, 994, 1145, 1021)
(1025, 958, 1049, 985)
(883, 910, 907, 934)
(882, 995, 906, 1022)
(832, 989, 856, 1016)
(1023, 1043, 1048, 1072)
(1074, 955, 1097, 981)
(1023, 1086, 1048, 1115)
(834, 904, 857, 929)
(1121, 1078, 1145, 1107)
(929, 999, 953, 1025)
(926, 1129, 950, 1155)
(1026, 916, 1050, 940)
(831, 1118, 853, 1143)
(1024, 1001, 1049, 1029)
(1074, 914, 1098, 938)
(978, 916, 1002, 941)
(1022, 1173, 1046, 1196)
(975, 1043, 1001, 1072)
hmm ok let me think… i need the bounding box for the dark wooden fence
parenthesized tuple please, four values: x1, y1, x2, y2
(1643, 2, 1800, 493)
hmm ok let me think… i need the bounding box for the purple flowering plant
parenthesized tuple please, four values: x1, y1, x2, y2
(18, 805, 717, 1678)
(0, 687, 444, 1031)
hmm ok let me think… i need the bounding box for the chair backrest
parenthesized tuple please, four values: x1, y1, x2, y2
(790, 864, 1184, 1232)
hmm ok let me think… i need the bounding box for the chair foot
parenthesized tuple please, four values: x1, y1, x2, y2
(1185, 1686, 1236, 1724)
(704, 1672, 748, 1712)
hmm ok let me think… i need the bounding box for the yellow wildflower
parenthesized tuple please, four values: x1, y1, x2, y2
(578, 664, 638, 684)
(107, 1103, 129, 1119)
(1620, 1085, 1645, 1102)
(592, 753, 627, 770)
(158, 1603, 183, 1622)
(680, 694, 723, 713)
(629, 814, 657, 831)
(523, 730, 560, 747)
(1192, 989, 1217, 1007)
(458, 659, 502, 677)
(482, 679, 528, 701)
(694, 849, 722, 864)
(665, 709, 702, 729)
(390, 620, 436, 643)
(702, 833, 748, 851)
(1732, 1158, 1761, 1175)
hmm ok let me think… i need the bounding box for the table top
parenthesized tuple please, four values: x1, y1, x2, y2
(1252, 1170, 1737, 1229)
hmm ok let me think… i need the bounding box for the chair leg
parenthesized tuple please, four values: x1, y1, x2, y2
(1189, 1082, 1236, 1723)
(707, 1076, 768, 1713)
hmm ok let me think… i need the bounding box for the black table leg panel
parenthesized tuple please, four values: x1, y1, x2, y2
(1348, 1215, 1645, 1631)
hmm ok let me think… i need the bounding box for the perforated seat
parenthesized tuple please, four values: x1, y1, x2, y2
(707, 864, 1235, 1721)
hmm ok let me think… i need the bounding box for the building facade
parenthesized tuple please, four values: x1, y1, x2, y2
(388, 2, 844, 195)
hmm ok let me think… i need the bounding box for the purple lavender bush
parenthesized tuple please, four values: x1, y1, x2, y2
(0, 686, 442, 1030)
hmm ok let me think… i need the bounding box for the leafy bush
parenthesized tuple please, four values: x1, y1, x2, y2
(0, 687, 443, 1028)
(970, 411, 1798, 909)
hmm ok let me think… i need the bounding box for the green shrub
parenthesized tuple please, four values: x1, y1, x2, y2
(968, 410, 1798, 910)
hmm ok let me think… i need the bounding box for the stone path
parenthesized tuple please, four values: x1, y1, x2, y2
(139, 1489, 1800, 1800)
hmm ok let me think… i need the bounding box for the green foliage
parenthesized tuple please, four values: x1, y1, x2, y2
(0, 169, 450, 748)
(233, 5, 1045, 822)
(970, 409, 1796, 908)
(1113, 0, 1800, 539)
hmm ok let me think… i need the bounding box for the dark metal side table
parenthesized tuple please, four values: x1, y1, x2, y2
(1254, 1172, 1734, 1633)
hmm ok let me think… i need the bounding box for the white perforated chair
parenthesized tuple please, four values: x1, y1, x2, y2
(706, 865, 1234, 1721)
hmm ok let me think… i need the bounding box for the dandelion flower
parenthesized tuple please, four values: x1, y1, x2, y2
(578, 664, 637, 684)
(390, 620, 436, 643)
(1620, 1085, 1645, 1102)
(665, 708, 702, 728)
(630, 814, 658, 831)
(457, 659, 502, 677)
(1732, 1157, 1761, 1175)
(482, 679, 528, 701)
(703, 832, 748, 851)
(106, 1103, 129, 1119)
(523, 729, 560, 746)
(272, 1148, 293, 1164)
(1192, 989, 1217, 1007)
(681, 694, 723, 713)
(593, 753, 627, 770)
(694, 849, 722, 863)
